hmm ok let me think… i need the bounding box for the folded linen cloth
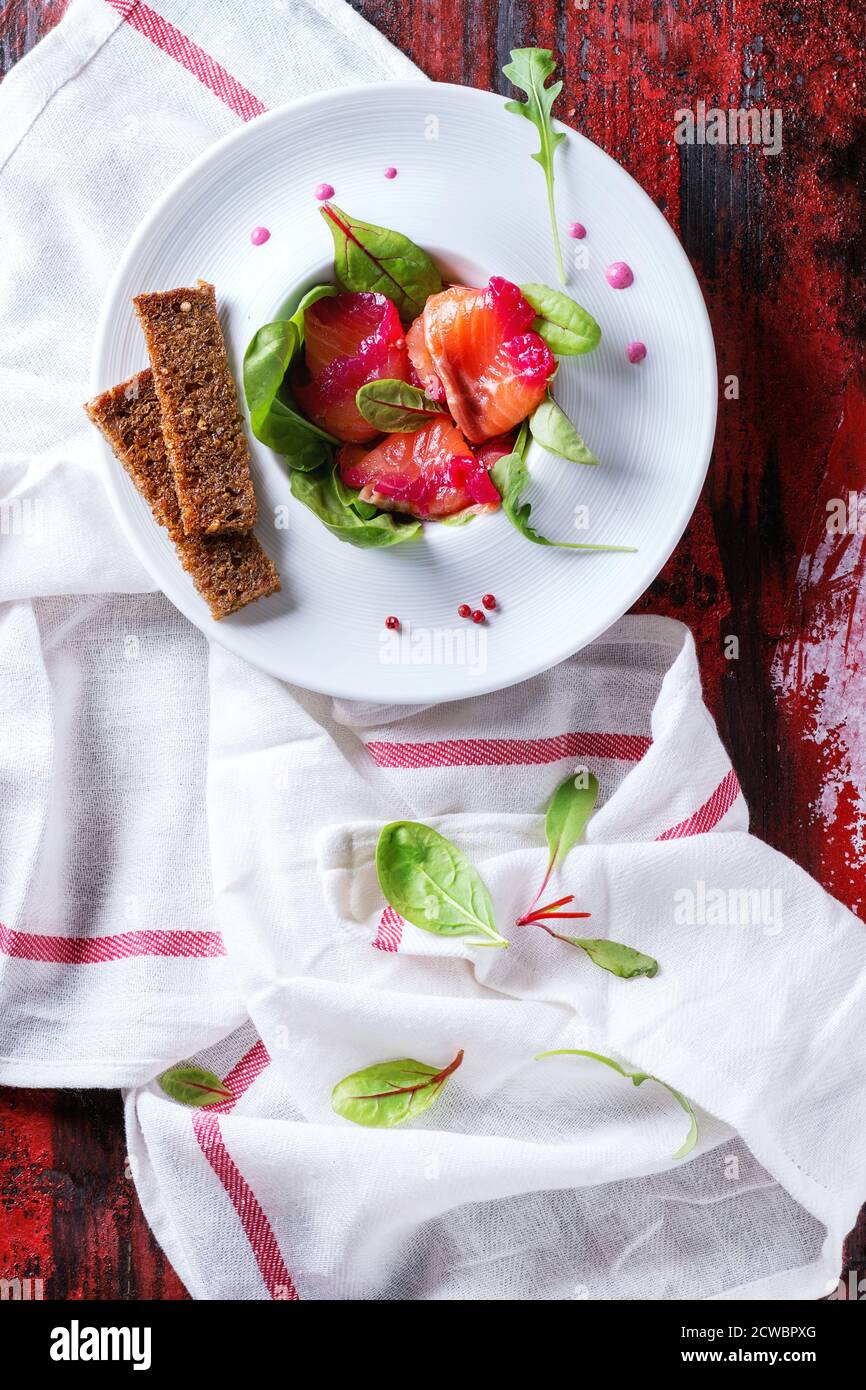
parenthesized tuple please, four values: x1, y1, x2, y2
(1, 0, 864, 1301)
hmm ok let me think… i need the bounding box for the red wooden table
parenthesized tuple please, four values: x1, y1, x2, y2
(1, 0, 864, 1300)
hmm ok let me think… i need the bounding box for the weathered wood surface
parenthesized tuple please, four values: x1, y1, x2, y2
(0, 0, 863, 1299)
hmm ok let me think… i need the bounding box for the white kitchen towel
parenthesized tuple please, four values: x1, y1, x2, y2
(1, 0, 865, 1301)
(0, 0, 420, 1083)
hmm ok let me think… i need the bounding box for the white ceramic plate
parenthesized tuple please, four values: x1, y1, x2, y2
(92, 82, 716, 702)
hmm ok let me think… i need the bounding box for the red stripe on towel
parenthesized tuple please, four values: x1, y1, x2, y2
(0, 923, 225, 962)
(191, 1039, 299, 1300)
(372, 905, 403, 952)
(192, 1111, 299, 1300)
(655, 769, 741, 840)
(366, 732, 652, 769)
(105, 0, 268, 121)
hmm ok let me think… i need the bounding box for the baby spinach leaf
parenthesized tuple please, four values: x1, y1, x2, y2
(503, 49, 567, 285)
(333, 468, 380, 520)
(520, 283, 601, 355)
(490, 440, 634, 552)
(321, 203, 442, 321)
(290, 283, 338, 343)
(536, 1049, 698, 1159)
(355, 379, 446, 433)
(291, 465, 421, 547)
(376, 821, 509, 949)
(243, 320, 336, 469)
(542, 934, 659, 978)
(158, 1065, 231, 1108)
(529, 397, 600, 466)
(546, 771, 599, 871)
(331, 1049, 464, 1128)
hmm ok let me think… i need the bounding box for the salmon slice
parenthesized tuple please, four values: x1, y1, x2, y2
(293, 291, 411, 443)
(337, 417, 501, 521)
(303, 292, 402, 378)
(407, 277, 555, 443)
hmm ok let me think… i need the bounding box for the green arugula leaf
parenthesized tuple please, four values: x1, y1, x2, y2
(290, 283, 338, 343)
(536, 1049, 698, 1159)
(158, 1066, 231, 1108)
(376, 821, 509, 949)
(332, 1049, 464, 1128)
(291, 464, 422, 547)
(542, 935, 659, 978)
(321, 203, 442, 321)
(503, 48, 567, 284)
(243, 320, 335, 470)
(529, 397, 600, 466)
(490, 432, 634, 552)
(520, 283, 601, 355)
(355, 379, 446, 433)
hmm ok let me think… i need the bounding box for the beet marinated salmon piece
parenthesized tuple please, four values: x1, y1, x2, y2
(473, 432, 518, 469)
(337, 417, 501, 521)
(293, 291, 412, 444)
(303, 291, 402, 378)
(406, 277, 555, 443)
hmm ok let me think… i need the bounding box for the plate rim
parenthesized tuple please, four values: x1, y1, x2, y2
(90, 79, 717, 702)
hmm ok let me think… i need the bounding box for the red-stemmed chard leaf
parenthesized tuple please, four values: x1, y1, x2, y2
(321, 204, 442, 322)
(158, 1066, 232, 1108)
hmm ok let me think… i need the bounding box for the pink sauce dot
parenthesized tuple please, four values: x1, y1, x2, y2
(606, 261, 634, 290)
(315, 182, 335, 201)
(383, 166, 398, 180)
(627, 341, 647, 364)
(568, 222, 587, 239)
(249, 226, 270, 246)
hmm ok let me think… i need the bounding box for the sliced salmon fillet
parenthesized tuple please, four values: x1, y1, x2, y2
(303, 292, 401, 378)
(407, 277, 555, 443)
(293, 291, 411, 444)
(337, 417, 501, 521)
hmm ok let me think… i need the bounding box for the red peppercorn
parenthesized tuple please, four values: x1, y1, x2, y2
(457, 603, 471, 618)
(471, 609, 486, 624)
(481, 593, 497, 610)
(385, 615, 400, 630)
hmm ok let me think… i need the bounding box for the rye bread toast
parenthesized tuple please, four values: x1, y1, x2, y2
(133, 281, 257, 535)
(85, 371, 279, 619)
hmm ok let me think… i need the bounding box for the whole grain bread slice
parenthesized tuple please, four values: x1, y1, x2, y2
(133, 281, 257, 535)
(85, 370, 279, 620)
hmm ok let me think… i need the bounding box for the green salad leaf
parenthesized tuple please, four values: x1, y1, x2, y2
(290, 283, 338, 343)
(321, 203, 442, 321)
(546, 772, 599, 873)
(490, 428, 633, 551)
(503, 48, 567, 285)
(356, 379, 446, 433)
(332, 1049, 464, 1128)
(291, 464, 421, 547)
(520, 283, 601, 355)
(158, 1066, 231, 1108)
(333, 467, 380, 519)
(529, 397, 600, 466)
(376, 821, 509, 949)
(536, 1049, 698, 1159)
(542, 935, 659, 978)
(243, 319, 335, 470)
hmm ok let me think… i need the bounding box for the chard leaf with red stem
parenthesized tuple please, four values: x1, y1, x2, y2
(321, 203, 442, 321)
(332, 1049, 464, 1128)
(158, 1066, 232, 1108)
